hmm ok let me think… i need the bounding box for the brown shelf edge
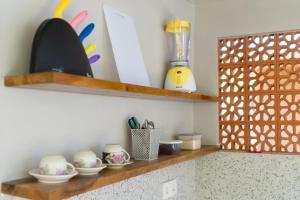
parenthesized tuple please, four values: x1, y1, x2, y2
(4, 72, 218, 102)
(1, 146, 220, 200)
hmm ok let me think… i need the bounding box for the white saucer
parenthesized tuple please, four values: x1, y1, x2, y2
(106, 161, 134, 169)
(76, 164, 107, 176)
(28, 169, 78, 184)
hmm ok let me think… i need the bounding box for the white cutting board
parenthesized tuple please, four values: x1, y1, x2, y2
(103, 5, 151, 87)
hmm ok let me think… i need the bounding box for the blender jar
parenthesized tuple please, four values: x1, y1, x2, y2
(166, 19, 191, 64)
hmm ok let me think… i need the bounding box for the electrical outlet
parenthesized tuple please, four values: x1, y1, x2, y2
(162, 179, 177, 199)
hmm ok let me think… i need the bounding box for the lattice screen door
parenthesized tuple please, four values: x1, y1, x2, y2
(218, 31, 300, 153)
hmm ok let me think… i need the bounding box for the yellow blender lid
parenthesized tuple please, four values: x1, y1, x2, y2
(166, 19, 191, 33)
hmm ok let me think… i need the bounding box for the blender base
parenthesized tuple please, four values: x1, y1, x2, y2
(164, 66, 197, 93)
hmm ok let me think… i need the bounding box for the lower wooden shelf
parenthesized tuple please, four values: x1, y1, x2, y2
(1, 146, 219, 200)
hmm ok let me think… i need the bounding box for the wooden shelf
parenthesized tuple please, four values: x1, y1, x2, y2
(4, 72, 218, 102)
(1, 146, 219, 200)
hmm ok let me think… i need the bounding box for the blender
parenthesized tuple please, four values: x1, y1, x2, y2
(164, 19, 197, 93)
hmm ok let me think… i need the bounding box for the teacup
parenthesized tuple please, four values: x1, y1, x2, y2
(39, 155, 75, 176)
(73, 150, 102, 168)
(103, 144, 130, 164)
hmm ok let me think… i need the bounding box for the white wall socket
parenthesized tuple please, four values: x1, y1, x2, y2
(162, 179, 177, 199)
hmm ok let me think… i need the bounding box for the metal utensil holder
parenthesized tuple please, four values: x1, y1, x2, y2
(131, 129, 160, 160)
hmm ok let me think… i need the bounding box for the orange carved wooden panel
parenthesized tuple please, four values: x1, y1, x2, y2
(218, 38, 245, 65)
(247, 34, 275, 62)
(278, 32, 300, 60)
(219, 95, 245, 122)
(219, 30, 300, 153)
(220, 123, 246, 150)
(248, 64, 275, 92)
(248, 95, 276, 122)
(249, 124, 276, 152)
(278, 62, 300, 91)
(279, 94, 300, 121)
(280, 125, 300, 152)
(219, 67, 244, 94)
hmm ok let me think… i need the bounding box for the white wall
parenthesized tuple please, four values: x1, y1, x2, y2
(194, 0, 300, 145)
(0, 0, 196, 183)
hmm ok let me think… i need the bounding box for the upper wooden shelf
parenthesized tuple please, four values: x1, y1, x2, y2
(4, 72, 218, 102)
(2, 146, 219, 200)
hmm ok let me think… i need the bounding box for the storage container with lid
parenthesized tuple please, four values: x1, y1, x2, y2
(176, 134, 201, 150)
(159, 140, 183, 155)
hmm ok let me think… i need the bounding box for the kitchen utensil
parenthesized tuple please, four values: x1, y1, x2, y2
(131, 129, 160, 160)
(75, 163, 106, 176)
(164, 19, 196, 92)
(89, 54, 101, 64)
(73, 150, 102, 168)
(128, 117, 140, 129)
(79, 23, 95, 42)
(39, 155, 75, 176)
(70, 10, 88, 29)
(103, 5, 151, 86)
(29, 169, 78, 184)
(30, 18, 94, 77)
(103, 144, 130, 164)
(54, 0, 71, 19)
(141, 119, 155, 129)
(85, 44, 97, 55)
(106, 161, 134, 169)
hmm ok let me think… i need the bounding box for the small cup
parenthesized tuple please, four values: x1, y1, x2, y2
(103, 144, 130, 164)
(39, 155, 75, 176)
(73, 150, 102, 168)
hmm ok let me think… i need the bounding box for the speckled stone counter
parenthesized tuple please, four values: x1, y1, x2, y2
(196, 152, 300, 200)
(3, 152, 300, 200)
